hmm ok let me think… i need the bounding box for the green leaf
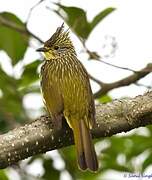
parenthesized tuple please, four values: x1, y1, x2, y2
(0, 112, 8, 132)
(0, 170, 8, 180)
(42, 158, 60, 180)
(0, 12, 29, 65)
(0, 65, 19, 95)
(142, 152, 152, 171)
(124, 135, 152, 160)
(101, 134, 152, 172)
(54, 4, 115, 40)
(20, 86, 40, 95)
(54, 4, 91, 39)
(20, 60, 41, 87)
(0, 66, 26, 122)
(90, 8, 115, 31)
(98, 94, 112, 103)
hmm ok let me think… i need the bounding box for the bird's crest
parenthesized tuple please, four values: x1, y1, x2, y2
(44, 23, 72, 47)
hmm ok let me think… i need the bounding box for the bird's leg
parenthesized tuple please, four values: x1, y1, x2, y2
(51, 113, 63, 130)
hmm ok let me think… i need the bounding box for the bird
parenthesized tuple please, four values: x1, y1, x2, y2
(37, 23, 98, 172)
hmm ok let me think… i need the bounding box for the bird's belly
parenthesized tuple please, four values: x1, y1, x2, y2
(41, 75, 63, 116)
(60, 74, 89, 119)
(41, 59, 91, 121)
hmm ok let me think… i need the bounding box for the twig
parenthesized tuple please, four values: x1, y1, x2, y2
(0, 91, 151, 169)
(135, 82, 152, 89)
(94, 63, 152, 98)
(100, 59, 137, 72)
(80, 36, 152, 74)
(0, 15, 44, 43)
(85, 48, 149, 73)
(88, 73, 105, 86)
(26, 0, 45, 25)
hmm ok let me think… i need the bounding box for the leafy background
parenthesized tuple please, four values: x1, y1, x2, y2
(0, 0, 152, 180)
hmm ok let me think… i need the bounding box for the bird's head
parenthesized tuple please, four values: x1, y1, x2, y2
(37, 23, 76, 59)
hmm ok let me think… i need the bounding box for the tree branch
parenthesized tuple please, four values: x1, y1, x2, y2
(25, 0, 45, 25)
(93, 63, 152, 98)
(80, 40, 152, 98)
(0, 91, 152, 169)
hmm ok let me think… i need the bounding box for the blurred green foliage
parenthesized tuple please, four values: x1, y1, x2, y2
(0, 12, 29, 65)
(54, 4, 115, 40)
(0, 3, 151, 180)
(0, 170, 8, 180)
(98, 94, 112, 103)
(20, 60, 41, 87)
(42, 158, 60, 180)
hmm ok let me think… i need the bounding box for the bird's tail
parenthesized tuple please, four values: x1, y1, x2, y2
(72, 119, 98, 172)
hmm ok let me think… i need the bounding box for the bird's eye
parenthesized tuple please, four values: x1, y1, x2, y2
(54, 46, 59, 50)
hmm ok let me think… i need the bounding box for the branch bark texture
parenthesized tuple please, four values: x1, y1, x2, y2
(0, 91, 152, 169)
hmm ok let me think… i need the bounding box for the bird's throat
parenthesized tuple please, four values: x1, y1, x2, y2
(44, 51, 56, 60)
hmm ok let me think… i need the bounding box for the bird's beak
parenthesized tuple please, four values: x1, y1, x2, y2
(36, 47, 47, 52)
